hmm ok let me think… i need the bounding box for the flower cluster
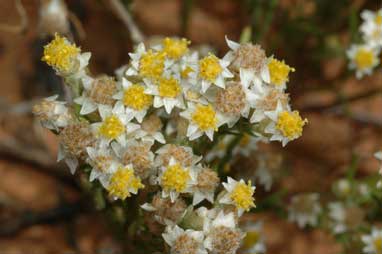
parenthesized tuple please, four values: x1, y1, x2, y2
(33, 33, 306, 253)
(347, 8, 382, 79)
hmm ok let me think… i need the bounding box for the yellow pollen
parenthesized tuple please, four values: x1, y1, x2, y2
(99, 115, 125, 139)
(158, 77, 181, 98)
(191, 104, 217, 131)
(162, 37, 190, 59)
(107, 167, 144, 200)
(354, 48, 375, 70)
(375, 14, 382, 25)
(139, 50, 166, 80)
(199, 53, 223, 82)
(230, 180, 255, 211)
(268, 58, 295, 86)
(243, 231, 260, 249)
(181, 66, 194, 79)
(123, 84, 153, 110)
(276, 111, 307, 139)
(42, 33, 80, 72)
(374, 237, 382, 252)
(161, 163, 190, 192)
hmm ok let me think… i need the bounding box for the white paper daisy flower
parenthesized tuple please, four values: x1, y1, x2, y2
(113, 78, 153, 123)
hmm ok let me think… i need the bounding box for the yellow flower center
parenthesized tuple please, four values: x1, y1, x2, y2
(243, 231, 260, 249)
(374, 237, 382, 252)
(99, 115, 125, 139)
(268, 58, 295, 86)
(199, 54, 223, 82)
(107, 167, 144, 200)
(123, 84, 153, 110)
(162, 37, 190, 59)
(42, 33, 80, 73)
(375, 14, 382, 25)
(181, 66, 194, 79)
(230, 181, 255, 211)
(354, 48, 375, 70)
(161, 163, 190, 192)
(158, 77, 181, 98)
(276, 111, 307, 139)
(191, 104, 217, 131)
(139, 50, 166, 80)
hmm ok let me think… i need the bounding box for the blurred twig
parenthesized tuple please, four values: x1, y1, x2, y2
(107, 0, 144, 44)
(0, 0, 28, 34)
(331, 109, 382, 128)
(302, 88, 382, 112)
(0, 199, 87, 237)
(0, 134, 79, 189)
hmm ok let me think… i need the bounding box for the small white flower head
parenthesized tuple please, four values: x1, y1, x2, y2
(86, 145, 120, 186)
(192, 166, 220, 205)
(287, 193, 322, 228)
(158, 157, 197, 202)
(105, 164, 144, 200)
(159, 37, 191, 60)
(112, 78, 153, 122)
(347, 44, 380, 79)
(178, 51, 199, 85)
(112, 140, 154, 180)
(328, 202, 365, 234)
(214, 81, 256, 127)
(198, 52, 233, 93)
(126, 43, 170, 80)
(180, 102, 225, 141)
(220, 177, 256, 216)
(92, 103, 140, 147)
(333, 178, 352, 198)
(145, 76, 185, 114)
(264, 101, 308, 146)
(241, 221, 266, 254)
(133, 113, 166, 144)
(224, 36, 270, 88)
(141, 193, 187, 225)
(360, 9, 382, 47)
(58, 121, 96, 174)
(203, 211, 244, 254)
(32, 95, 73, 130)
(249, 86, 290, 124)
(155, 144, 201, 168)
(42, 33, 91, 76)
(162, 225, 207, 254)
(362, 227, 382, 254)
(74, 76, 117, 115)
(267, 56, 295, 88)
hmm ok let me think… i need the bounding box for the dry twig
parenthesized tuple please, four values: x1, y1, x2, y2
(107, 0, 144, 44)
(0, 0, 28, 34)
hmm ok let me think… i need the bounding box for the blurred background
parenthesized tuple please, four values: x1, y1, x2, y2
(0, 0, 381, 253)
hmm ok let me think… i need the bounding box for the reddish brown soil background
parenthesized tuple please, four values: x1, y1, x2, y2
(0, 0, 381, 253)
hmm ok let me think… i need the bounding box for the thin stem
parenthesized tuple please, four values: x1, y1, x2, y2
(108, 0, 145, 44)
